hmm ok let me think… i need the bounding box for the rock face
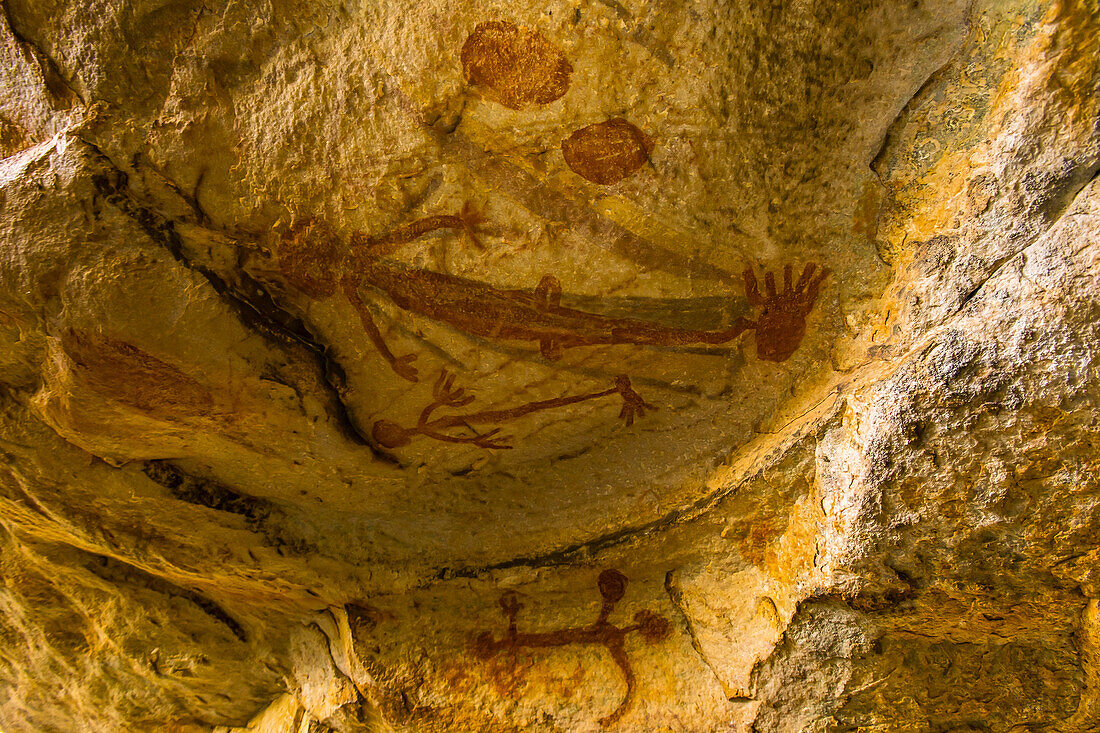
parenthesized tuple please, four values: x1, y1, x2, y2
(0, 0, 1096, 730)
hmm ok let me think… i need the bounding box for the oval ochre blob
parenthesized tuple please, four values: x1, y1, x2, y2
(561, 118, 652, 185)
(461, 20, 572, 110)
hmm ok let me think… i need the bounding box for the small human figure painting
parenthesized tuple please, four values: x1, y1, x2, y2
(372, 371, 653, 450)
(461, 21, 573, 110)
(561, 118, 653, 185)
(473, 569, 671, 727)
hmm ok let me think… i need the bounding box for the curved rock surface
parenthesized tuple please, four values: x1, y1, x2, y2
(0, 0, 1097, 730)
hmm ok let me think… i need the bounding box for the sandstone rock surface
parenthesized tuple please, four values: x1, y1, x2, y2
(0, 0, 1097, 730)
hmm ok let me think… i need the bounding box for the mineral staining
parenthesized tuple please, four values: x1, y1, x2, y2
(561, 118, 652, 185)
(461, 20, 573, 110)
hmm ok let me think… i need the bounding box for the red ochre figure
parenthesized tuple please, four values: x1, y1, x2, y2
(271, 208, 830, 383)
(372, 370, 653, 450)
(472, 569, 671, 727)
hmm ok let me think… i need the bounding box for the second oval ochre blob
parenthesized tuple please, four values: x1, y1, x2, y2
(561, 118, 652, 185)
(461, 20, 573, 110)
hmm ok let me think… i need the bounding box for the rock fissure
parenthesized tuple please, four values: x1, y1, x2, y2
(957, 161, 1100, 311)
(141, 460, 273, 526)
(662, 569, 736, 700)
(0, 1, 83, 108)
(82, 145, 377, 450)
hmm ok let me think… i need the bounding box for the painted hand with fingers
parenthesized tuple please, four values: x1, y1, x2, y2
(743, 263, 830, 362)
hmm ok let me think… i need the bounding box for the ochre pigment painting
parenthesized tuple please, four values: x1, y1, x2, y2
(473, 570, 671, 727)
(461, 20, 574, 110)
(246, 16, 833, 462)
(266, 204, 828, 453)
(5, 0, 1093, 729)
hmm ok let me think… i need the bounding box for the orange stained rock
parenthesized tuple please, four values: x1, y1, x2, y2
(0, 117, 29, 158)
(461, 20, 573, 110)
(561, 118, 653, 185)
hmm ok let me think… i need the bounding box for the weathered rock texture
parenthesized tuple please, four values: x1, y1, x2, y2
(0, 0, 1097, 730)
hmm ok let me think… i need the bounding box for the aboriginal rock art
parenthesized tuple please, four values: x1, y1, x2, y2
(272, 209, 479, 382)
(372, 370, 653, 449)
(271, 210, 829, 382)
(473, 569, 672, 727)
(743, 262, 831, 362)
(562, 118, 653, 185)
(362, 201, 484, 252)
(57, 330, 215, 416)
(461, 20, 573, 110)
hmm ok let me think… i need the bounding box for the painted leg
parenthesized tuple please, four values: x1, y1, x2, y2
(535, 275, 564, 359)
(599, 640, 636, 728)
(342, 279, 418, 382)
